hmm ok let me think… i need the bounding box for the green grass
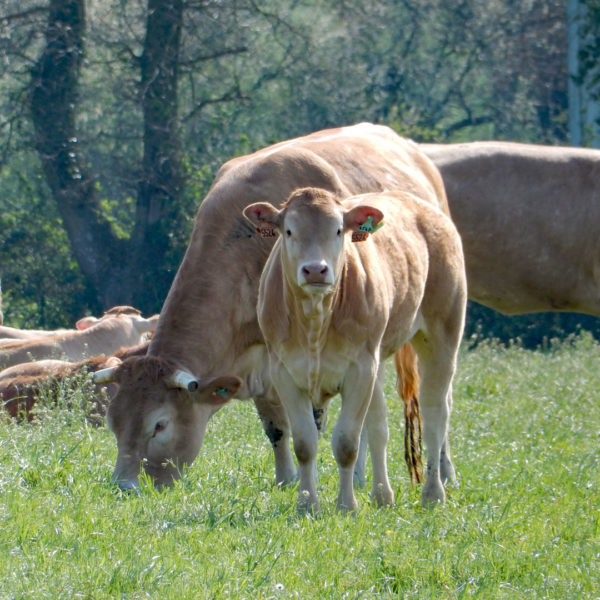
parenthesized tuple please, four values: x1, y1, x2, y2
(1, 335, 599, 599)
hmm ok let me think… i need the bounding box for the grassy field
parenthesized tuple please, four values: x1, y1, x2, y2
(0, 335, 599, 599)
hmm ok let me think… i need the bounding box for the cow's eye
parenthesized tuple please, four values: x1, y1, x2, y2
(286, 229, 292, 237)
(153, 419, 169, 437)
(337, 228, 342, 236)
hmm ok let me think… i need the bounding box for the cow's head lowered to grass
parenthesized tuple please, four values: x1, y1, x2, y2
(244, 187, 384, 295)
(93, 356, 241, 489)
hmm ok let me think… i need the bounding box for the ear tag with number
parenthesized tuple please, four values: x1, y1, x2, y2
(352, 216, 383, 242)
(257, 224, 277, 238)
(358, 216, 383, 233)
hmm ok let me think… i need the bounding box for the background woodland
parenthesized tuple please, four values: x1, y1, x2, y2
(1, 0, 598, 346)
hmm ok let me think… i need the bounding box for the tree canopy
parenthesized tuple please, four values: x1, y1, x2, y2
(2, 0, 598, 345)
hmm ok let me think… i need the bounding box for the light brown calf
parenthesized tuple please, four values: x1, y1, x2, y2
(244, 187, 466, 512)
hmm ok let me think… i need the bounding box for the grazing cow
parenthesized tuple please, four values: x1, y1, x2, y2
(0, 313, 103, 345)
(421, 141, 600, 316)
(243, 188, 466, 512)
(0, 342, 149, 420)
(93, 123, 449, 490)
(0, 306, 157, 368)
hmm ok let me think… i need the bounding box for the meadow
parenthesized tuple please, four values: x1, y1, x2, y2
(0, 335, 598, 599)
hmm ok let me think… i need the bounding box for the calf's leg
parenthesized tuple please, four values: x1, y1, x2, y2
(364, 365, 394, 506)
(273, 373, 320, 514)
(412, 330, 458, 507)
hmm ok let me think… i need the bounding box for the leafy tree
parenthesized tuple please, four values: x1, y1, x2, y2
(0, 0, 582, 345)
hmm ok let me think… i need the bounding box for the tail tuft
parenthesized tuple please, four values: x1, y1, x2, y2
(394, 343, 423, 484)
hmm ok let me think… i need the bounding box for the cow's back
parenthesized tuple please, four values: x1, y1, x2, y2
(149, 123, 446, 377)
(422, 141, 600, 315)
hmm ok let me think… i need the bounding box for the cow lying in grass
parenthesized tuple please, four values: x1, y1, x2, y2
(0, 313, 102, 346)
(0, 342, 148, 421)
(243, 187, 467, 512)
(0, 306, 157, 369)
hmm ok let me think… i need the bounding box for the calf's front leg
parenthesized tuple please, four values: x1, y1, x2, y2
(273, 372, 320, 514)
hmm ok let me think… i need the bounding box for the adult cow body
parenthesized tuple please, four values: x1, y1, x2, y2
(422, 141, 600, 316)
(0, 307, 157, 368)
(99, 123, 448, 490)
(244, 188, 466, 512)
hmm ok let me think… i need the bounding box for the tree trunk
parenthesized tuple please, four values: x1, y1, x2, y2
(568, 0, 600, 146)
(29, 0, 185, 315)
(131, 0, 184, 312)
(29, 0, 127, 309)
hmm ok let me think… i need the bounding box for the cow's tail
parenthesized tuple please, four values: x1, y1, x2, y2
(394, 343, 423, 484)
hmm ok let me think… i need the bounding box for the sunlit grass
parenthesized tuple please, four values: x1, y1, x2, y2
(1, 335, 598, 599)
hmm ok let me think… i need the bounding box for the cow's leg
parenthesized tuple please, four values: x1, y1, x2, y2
(354, 428, 368, 487)
(364, 365, 394, 506)
(253, 395, 297, 485)
(412, 331, 457, 507)
(335, 358, 378, 512)
(440, 387, 456, 485)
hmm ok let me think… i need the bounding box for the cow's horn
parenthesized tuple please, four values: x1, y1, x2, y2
(167, 370, 199, 392)
(92, 366, 119, 384)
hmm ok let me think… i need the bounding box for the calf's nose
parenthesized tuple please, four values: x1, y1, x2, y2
(301, 261, 329, 285)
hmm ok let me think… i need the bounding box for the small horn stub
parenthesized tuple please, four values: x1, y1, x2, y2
(167, 369, 199, 392)
(92, 366, 119, 384)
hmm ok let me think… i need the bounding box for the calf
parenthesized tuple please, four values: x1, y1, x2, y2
(244, 188, 466, 512)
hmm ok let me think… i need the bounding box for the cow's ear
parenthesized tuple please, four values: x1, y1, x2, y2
(76, 316, 99, 330)
(243, 203, 282, 238)
(344, 206, 384, 242)
(195, 376, 242, 405)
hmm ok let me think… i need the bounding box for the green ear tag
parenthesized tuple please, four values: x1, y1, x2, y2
(216, 387, 229, 398)
(358, 216, 383, 233)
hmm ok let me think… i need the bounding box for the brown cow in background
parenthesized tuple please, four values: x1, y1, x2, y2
(0, 342, 149, 421)
(422, 141, 600, 316)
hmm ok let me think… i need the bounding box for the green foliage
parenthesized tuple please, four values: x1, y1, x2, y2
(465, 301, 600, 349)
(0, 339, 598, 598)
(0, 0, 577, 336)
(0, 157, 94, 328)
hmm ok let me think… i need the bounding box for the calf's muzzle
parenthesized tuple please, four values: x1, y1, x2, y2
(300, 261, 330, 285)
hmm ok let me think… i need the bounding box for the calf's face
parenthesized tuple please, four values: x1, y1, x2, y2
(94, 356, 241, 489)
(244, 188, 384, 295)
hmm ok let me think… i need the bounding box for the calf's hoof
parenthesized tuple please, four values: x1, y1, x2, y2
(371, 483, 394, 508)
(421, 478, 445, 508)
(297, 489, 321, 516)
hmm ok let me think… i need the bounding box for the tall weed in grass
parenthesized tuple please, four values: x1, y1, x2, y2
(0, 336, 598, 599)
